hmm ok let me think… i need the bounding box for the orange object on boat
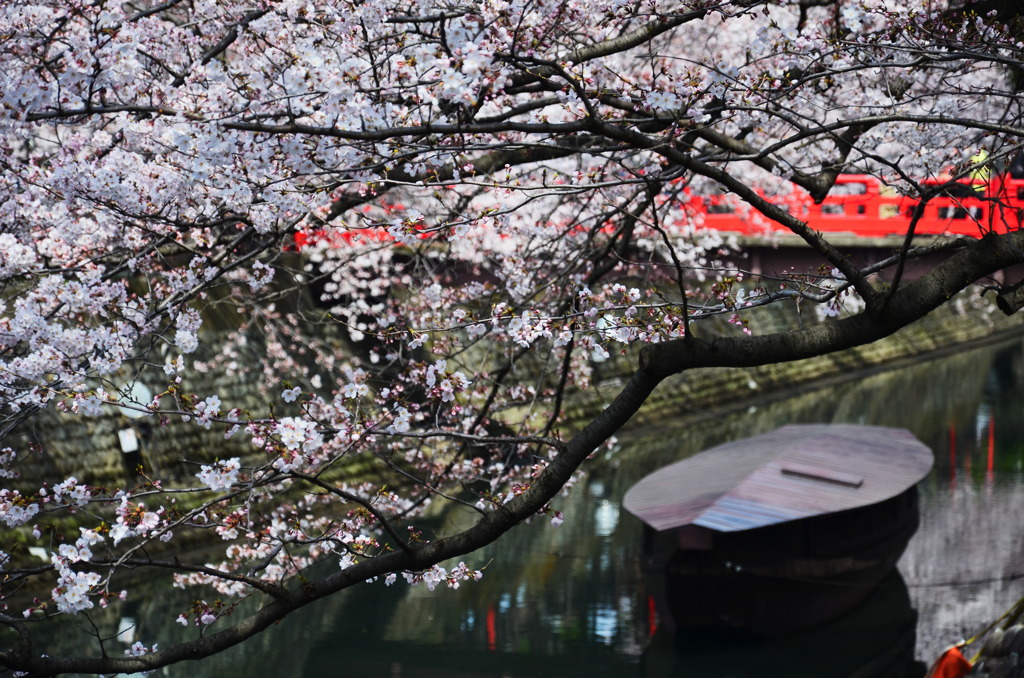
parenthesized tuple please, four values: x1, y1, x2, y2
(926, 645, 972, 678)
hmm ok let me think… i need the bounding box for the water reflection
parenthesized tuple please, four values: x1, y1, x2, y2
(30, 337, 1024, 677)
(643, 571, 919, 678)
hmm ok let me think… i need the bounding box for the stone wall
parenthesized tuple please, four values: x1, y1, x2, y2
(8, 333, 382, 491)
(10, 287, 1024, 491)
(13, 357, 264, 489)
(562, 289, 1024, 427)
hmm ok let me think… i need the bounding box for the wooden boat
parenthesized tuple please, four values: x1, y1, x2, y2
(623, 424, 934, 637)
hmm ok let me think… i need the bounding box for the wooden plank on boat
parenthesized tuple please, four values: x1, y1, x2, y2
(622, 424, 933, 532)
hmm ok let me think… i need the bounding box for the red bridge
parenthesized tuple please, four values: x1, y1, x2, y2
(690, 173, 1024, 240)
(296, 173, 1024, 279)
(690, 173, 1024, 279)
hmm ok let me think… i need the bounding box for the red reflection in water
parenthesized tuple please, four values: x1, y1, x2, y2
(486, 605, 496, 651)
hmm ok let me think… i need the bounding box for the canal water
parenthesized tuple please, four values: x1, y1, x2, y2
(96, 337, 1024, 676)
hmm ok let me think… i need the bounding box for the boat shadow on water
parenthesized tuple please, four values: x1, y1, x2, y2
(641, 570, 926, 678)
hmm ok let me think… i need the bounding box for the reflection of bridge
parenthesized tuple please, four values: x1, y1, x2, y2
(698, 173, 1024, 279)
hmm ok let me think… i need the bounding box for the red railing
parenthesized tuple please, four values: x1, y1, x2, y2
(295, 174, 1024, 248)
(691, 174, 1024, 239)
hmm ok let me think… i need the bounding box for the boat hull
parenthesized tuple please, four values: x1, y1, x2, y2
(645, 487, 920, 637)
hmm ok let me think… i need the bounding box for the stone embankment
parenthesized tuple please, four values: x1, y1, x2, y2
(563, 289, 1024, 428)
(10, 288, 1024, 493)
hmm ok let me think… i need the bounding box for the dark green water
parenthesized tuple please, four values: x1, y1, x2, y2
(54, 337, 1024, 677)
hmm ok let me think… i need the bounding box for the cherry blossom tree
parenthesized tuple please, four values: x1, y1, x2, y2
(0, 0, 1022, 672)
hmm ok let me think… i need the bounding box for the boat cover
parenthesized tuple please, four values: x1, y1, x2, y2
(622, 424, 933, 532)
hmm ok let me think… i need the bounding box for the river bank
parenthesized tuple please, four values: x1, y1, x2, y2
(10, 286, 1022, 495)
(563, 288, 1024, 428)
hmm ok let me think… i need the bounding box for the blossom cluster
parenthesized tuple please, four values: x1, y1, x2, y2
(196, 458, 242, 492)
(385, 562, 484, 591)
(109, 496, 165, 546)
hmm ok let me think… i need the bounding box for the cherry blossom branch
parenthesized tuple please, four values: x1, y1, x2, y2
(283, 472, 414, 554)
(391, 430, 566, 451)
